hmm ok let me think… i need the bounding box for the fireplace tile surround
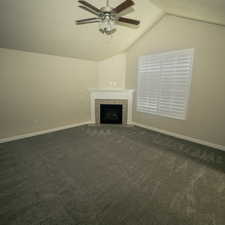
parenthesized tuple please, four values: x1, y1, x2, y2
(89, 89, 135, 125)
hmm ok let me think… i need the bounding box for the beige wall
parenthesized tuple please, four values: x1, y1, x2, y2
(0, 48, 97, 139)
(126, 15, 225, 146)
(98, 53, 126, 89)
(1, 15, 225, 147)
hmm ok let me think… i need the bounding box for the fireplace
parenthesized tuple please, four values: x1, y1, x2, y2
(89, 89, 135, 125)
(100, 104, 122, 124)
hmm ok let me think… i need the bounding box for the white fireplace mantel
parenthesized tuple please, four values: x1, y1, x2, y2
(88, 89, 135, 124)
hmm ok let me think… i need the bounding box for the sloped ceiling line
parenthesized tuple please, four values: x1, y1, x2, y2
(167, 13, 225, 28)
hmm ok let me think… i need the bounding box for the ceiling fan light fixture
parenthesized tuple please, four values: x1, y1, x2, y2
(99, 14, 116, 35)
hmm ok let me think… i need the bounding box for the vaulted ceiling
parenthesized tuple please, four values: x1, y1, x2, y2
(0, 0, 225, 60)
(0, 0, 163, 60)
(151, 0, 225, 25)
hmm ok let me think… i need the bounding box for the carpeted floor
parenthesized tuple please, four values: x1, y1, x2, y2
(0, 125, 225, 225)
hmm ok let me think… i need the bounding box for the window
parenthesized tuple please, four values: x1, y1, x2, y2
(137, 49, 194, 120)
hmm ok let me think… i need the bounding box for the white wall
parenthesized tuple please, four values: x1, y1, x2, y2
(126, 15, 225, 147)
(0, 49, 128, 140)
(0, 48, 98, 139)
(98, 53, 126, 89)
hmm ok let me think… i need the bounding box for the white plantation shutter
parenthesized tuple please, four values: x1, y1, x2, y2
(137, 49, 194, 120)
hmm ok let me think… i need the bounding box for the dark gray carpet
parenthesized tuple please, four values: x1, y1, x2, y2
(0, 125, 225, 225)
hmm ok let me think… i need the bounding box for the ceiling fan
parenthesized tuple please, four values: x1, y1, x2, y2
(76, 0, 140, 35)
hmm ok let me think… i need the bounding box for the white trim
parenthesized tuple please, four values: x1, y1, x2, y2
(88, 88, 135, 93)
(0, 121, 91, 144)
(132, 122, 225, 152)
(2, 121, 224, 152)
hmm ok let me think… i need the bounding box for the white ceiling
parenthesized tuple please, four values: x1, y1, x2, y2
(0, 0, 163, 60)
(150, 0, 225, 25)
(0, 0, 224, 60)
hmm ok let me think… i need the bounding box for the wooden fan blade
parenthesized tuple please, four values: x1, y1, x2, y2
(113, 0, 134, 14)
(76, 17, 100, 24)
(118, 17, 140, 25)
(78, 0, 101, 14)
(79, 6, 100, 16)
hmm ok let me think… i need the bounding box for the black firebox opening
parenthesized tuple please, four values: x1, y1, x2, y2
(100, 104, 123, 124)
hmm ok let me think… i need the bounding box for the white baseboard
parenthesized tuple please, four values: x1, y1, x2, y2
(0, 121, 91, 144)
(2, 121, 225, 152)
(132, 122, 225, 152)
